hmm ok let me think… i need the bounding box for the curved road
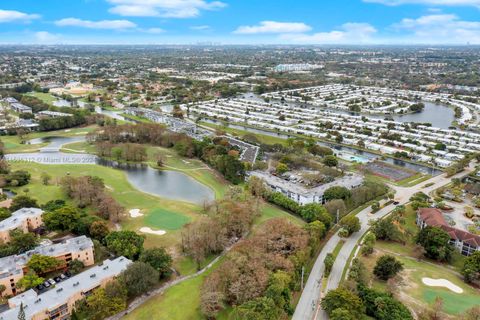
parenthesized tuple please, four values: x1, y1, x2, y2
(293, 163, 476, 320)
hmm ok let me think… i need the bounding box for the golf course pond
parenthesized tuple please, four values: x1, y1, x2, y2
(7, 136, 215, 205)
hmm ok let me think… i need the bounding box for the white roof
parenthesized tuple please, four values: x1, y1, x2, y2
(0, 208, 43, 233)
(0, 257, 132, 320)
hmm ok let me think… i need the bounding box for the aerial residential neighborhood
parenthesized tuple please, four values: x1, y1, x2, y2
(0, 0, 479, 320)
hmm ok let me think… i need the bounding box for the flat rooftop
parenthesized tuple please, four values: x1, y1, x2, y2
(0, 236, 94, 279)
(0, 257, 132, 320)
(251, 171, 364, 196)
(0, 208, 43, 233)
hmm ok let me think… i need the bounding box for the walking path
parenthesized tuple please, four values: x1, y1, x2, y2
(107, 245, 233, 320)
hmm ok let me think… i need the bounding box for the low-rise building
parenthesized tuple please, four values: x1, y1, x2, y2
(0, 256, 132, 320)
(0, 236, 94, 296)
(0, 208, 43, 244)
(36, 111, 73, 119)
(250, 171, 364, 205)
(416, 208, 480, 256)
(10, 103, 32, 114)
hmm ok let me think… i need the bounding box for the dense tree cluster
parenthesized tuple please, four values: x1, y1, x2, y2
(462, 251, 480, 283)
(416, 226, 454, 262)
(200, 218, 311, 319)
(60, 175, 125, 222)
(0, 229, 38, 258)
(89, 123, 246, 184)
(95, 142, 147, 162)
(249, 177, 387, 225)
(182, 194, 260, 268)
(75, 261, 161, 319)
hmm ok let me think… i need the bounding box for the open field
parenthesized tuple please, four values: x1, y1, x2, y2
(26, 92, 57, 105)
(7, 162, 200, 249)
(1, 126, 97, 153)
(357, 205, 476, 317)
(360, 248, 479, 317)
(123, 256, 226, 320)
(144, 208, 191, 230)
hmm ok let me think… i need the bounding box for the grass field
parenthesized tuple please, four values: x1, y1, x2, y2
(123, 257, 226, 320)
(1, 126, 97, 153)
(360, 249, 479, 316)
(7, 162, 200, 250)
(357, 205, 478, 317)
(26, 92, 57, 105)
(144, 208, 191, 230)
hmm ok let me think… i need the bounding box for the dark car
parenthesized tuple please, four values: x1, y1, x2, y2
(54, 276, 62, 282)
(36, 284, 45, 291)
(393, 201, 400, 205)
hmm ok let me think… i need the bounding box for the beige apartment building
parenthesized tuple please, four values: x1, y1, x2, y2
(0, 257, 132, 320)
(0, 208, 44, 244)
(0, 236, 94, 296)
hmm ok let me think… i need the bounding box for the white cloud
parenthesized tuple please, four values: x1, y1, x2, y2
(107, 0, 226, 18)
(392, 13, 480, 43)
(280, 23, 377, 44)
(34, 31, 60, 43)
(364, 0, 480, 6)
(191, 25, 210, 30)
(144, 27, 165, 33)
(234, 21, 312, 34)
(55, 18, 137, 29)
(0, 9, 40, 23)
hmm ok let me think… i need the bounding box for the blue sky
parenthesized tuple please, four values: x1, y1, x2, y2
(1, 0, 480, 44)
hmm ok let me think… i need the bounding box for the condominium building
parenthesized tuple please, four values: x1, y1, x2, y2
(0, 257, 132, 320)
(416, 208, 480, 256)
(0, 236, 95, 296)
(0, 208, 44, 244)
(250, 171, 364, 205)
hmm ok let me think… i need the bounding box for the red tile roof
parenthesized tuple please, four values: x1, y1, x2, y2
(417, 208, 480, 248)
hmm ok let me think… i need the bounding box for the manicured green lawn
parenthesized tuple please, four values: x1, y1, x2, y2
(357, 202, 479, 316)
(253, 203, 304, 227)
(123, 257, 225, 320)
(144, 208, 191, 230)
(61, 141, 96, 153)
(8, 162, 200, 251)
(423, 289, 480, 315)
(26, 92, 57, 105)
(146, 146, 227, 199)
(1, 126, 97, 153)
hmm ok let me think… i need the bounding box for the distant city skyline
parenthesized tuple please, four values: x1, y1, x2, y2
(1, 0, 480, 45)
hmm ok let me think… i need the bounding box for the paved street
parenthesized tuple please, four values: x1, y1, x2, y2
(293, 163, 476, 320)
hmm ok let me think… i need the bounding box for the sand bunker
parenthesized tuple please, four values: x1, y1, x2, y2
(422, 277, 463, 293)
(129, 209, 143, 218)
(139, 227, 166, 236)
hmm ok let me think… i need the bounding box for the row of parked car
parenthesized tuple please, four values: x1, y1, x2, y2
(35, 271, 71, 291)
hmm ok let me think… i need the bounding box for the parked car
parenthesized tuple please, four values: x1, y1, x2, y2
(43, 281, 51, 288)
(36, 284, 45, 291)
(48, 279, 56, 286)
(60, 274, 67, 280)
